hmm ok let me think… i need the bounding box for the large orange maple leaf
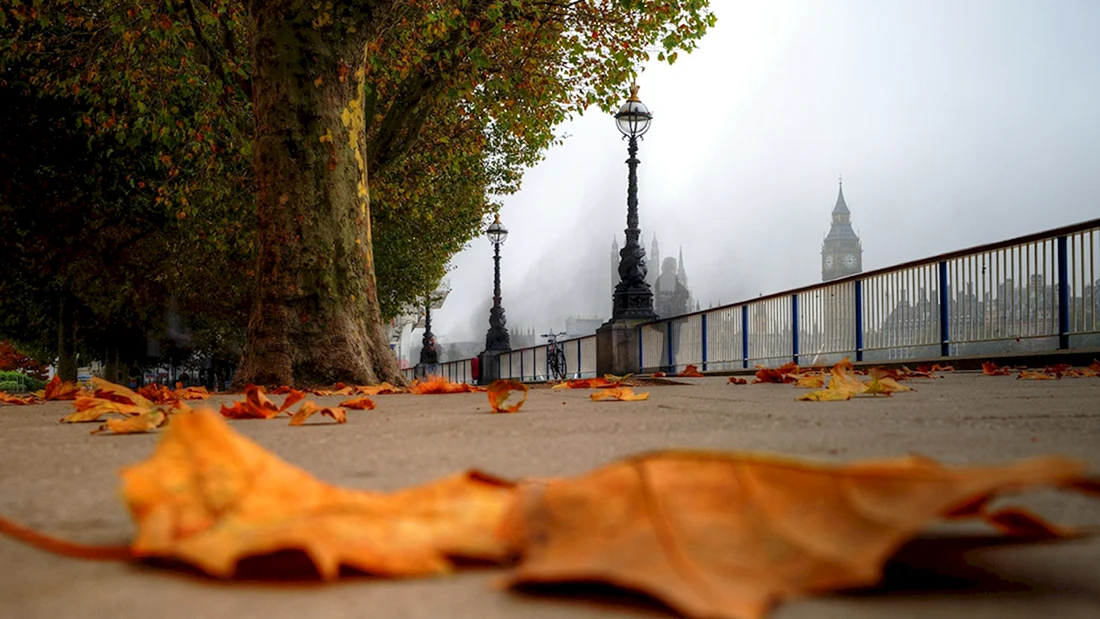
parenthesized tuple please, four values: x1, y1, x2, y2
(501, 451, 1098, 619)
(120, 409, 517, 579)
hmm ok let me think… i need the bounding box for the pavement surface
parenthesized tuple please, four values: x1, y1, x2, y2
(1, 373, 1099, 619)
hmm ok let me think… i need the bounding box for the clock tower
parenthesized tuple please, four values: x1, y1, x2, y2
(821, 176, 863, 281)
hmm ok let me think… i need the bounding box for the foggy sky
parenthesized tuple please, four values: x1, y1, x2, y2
(430, 0, 1100, 347)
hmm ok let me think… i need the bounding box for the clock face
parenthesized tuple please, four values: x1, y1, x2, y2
(824, 255, 834, 268)
(843, 254, 857, 268)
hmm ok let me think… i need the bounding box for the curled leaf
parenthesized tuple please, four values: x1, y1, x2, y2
(793, 374, 824, 389)
(1017, 370, 1056, 381)
(590, 387, 649, 402)
(121, 409, 517, 578)
(410, 376, 484, 394)
(676, 365, 704, 377)
(982, 361, 1012, 376)
(0, 392, 36, 405)
(487, 380, 528, 413)
(288, 401, 347, 425)
(91, 410, 167, 435)
(727, 377, 747, 385)
(42, 375, 85, 401)
(220, 385, 304, 419)
(339, 397, 376, 410)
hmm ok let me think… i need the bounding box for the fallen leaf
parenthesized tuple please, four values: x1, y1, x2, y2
(61, 395, 149, 423)
(501, 451, 1099, 619)
(91, 410, 167, 435)
(0, 392, 36, 405)
(121, 409, 517, 578)
(727, 377, 747, 385)
(652, 372, 667, 378)
(487, 380, 528, 413)
(604, 373, 634, 385)
(863, 377, 914, 396)
(793, 374, 825, 389)
(1017, 370, 1056, 381)
(552, 378, 614, 390)
(42, 376, 84, 401)
(753, 369, 790, 384)
(339, 397, 376, 410)
(91, 378, 156, 409)
(269, 386, 294, 395)
(410, 376, 484, 394)
(220, 385, 305, 419)
(354, 383, 401, 395)
(590, 387, 649, 402)
(176, 385, 211, 400)
(797, 361, 867, 402)
(288, 401, 347, 425)
(677, 365, 704, 377)
(868, 367, 902, 381)
(982, 362, 1012, 376)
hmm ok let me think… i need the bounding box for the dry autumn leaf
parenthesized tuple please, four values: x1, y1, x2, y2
(798, 360, 868, 402)
(501, 451, 1100, 619)
(409, 376, 484, 394)
(339, 396, 376, 410)
(590, 387, 649, 402)
(793, 374, 824, 389)
(677, 365, 704, 377)
(1017, 370, 1056, 381)
(487, 380, 528, 413)
(864, 377, 914, 396)
(0, 392, 36, 405)
(61, 397, 147, 423)
(91, 410, 167, 436)
(353, 383, 401, 395)
(288, 401, 347, 425)
(41, 376, 84, 401)
(121, 409, 516, 578)
(652, 372, 667, 378)
(220, 385, 305, 419)
(551, 378, 614, 390)
(727, 377, 747, 385)
(982, 361, 1012, 376)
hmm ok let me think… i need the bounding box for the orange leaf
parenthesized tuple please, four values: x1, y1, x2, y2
(288, 401, 347, 425)
(487, 380, 528, 413)
(0, 391, 36, 405)
(793, 374, 824, 389)
(91, 378, 156, 409)
(409, 376, 484, 394)
(590, 387, 649, 401)
(982, 361, 1012, 376)
(551, 377, 614, 390)
(42, 376, 85, 401)
(867, 367, 902, 381)
(91, 410, 167, 435)
(269, 385, 293, 395)
(220, 385, 304, 419)
(797, 360, 867, 402)
(652, 371, 667, 378)
(727, 377, 747, 385)
(501, 451, 1099, 619)
(863, 377, 914, 396)
(677, 364, 704, 377)
(354, 383, 401, 395)
(1017, 370, 1056, 381)
(121, 409, 517, 578)
(339, 397, 376, 410)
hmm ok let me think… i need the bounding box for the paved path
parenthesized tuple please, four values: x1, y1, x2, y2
(1, 374, 1099, 618)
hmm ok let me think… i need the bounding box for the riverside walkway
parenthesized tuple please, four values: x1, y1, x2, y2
(1, 373, 1098, 618)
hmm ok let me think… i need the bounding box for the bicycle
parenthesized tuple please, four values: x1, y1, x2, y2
(541, 331, 568, 381)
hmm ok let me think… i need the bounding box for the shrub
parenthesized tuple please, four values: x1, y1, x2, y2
(0, 371, 45, 392)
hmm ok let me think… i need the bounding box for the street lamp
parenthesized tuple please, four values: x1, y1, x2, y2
(484, 213, 511, 351)
(417, 292, 439, 373)
(611, 83, 657, 320)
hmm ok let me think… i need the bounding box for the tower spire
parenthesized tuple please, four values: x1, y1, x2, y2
(833, 176, 849, 215)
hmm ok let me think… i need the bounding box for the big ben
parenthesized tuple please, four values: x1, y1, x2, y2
(822, 177, 863, 281)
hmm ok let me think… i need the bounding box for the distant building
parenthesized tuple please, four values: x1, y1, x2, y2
(821, 177, 863, 281)
(565, 316, 603, 339)
(610, 234, 693, 319)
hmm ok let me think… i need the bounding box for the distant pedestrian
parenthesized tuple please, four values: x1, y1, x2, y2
(471, 355, 480, 383)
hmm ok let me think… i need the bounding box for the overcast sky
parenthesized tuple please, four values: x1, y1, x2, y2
(428, 0, 1100, 347)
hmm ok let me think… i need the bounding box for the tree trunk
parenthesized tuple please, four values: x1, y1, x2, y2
(57, 296, 77, 382)
(235, 6, 401, 387)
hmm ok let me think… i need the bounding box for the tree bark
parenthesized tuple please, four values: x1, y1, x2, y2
(235, 5, 401, 387)
(56, 296, 77, 382)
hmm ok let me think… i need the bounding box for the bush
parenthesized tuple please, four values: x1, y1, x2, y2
(0, 371, 45, 392)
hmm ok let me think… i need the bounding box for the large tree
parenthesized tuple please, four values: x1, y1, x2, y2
(237, 0, 714, 386)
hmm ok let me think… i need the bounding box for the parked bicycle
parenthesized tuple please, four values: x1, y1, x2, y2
(541, 331, 568, 381)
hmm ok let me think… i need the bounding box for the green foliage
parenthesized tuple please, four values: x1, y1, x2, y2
(0, 371, 46, 392)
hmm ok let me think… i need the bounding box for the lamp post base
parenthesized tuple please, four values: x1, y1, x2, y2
(596, 317, 651, 376)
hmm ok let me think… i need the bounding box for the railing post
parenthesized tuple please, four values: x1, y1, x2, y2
(701, 313, 708, 372)
(741, 306, 749, 369)
(854, 280, 864, 362)
(637, 325, 644, 373)
(666, 321, 674, 373)
(519, 352, 524, 381)
(577, 340, 582, 378)
(1057, 236, 1069, 349)
(938, 261, 950, 357)
(791, 294, 799, 364)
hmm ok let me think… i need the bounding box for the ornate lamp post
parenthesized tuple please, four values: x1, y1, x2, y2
(417, 292, 439, 368)
(611, 84, 657, 320)
(484, 213, 511, 351)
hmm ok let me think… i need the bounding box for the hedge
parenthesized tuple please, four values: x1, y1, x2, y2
(0, 371, 46, 392)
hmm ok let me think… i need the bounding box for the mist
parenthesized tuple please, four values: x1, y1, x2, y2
(430, 0, 1100, 350)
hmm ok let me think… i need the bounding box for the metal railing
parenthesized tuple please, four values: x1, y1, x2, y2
(640, 218, 1100, 372)
(401, 218, 1099, 381)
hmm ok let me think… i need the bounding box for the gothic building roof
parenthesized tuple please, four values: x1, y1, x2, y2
(823, 180, 860, 244)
